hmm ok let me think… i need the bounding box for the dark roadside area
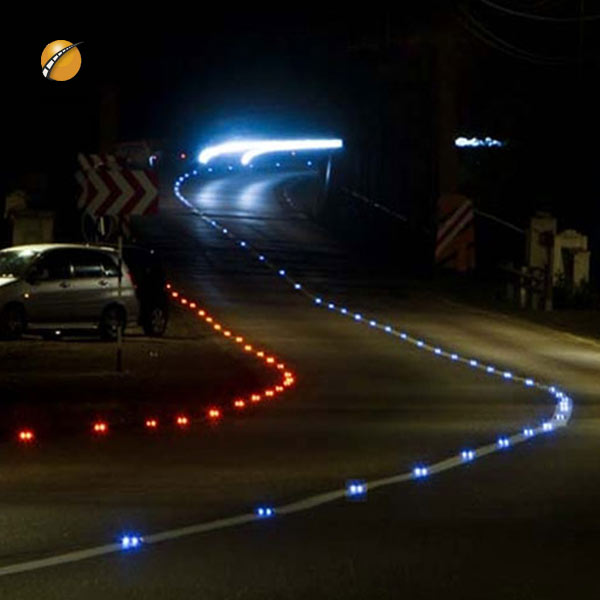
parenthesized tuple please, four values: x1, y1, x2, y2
(419, 271, 600, 344)
(0, 305, 273, 442)
(283, 175, 600, 346)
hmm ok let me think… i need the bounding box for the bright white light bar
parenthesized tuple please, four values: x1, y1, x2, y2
(239, 139, 343, 165)
(198, 139, 343, 164)
(455, 136, 505, 148)
(198, 141, 262, 164)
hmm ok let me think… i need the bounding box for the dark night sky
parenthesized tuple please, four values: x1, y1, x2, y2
(5, 4, 600, 227)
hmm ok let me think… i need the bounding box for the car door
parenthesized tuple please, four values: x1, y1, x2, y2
(25, 249, 74, 324)
(69, 249, 114, 322)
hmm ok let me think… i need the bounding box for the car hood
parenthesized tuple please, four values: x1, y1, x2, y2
(0, 277, 17, 288)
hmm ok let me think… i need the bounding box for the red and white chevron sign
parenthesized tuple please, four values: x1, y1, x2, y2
(75, 153, 159, 217)
(435, 194, 475, 272)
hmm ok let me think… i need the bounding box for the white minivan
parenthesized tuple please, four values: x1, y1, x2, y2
(0, 244, 139, 340)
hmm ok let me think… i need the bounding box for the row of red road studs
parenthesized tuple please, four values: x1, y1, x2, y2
(15, 284, 296, 445)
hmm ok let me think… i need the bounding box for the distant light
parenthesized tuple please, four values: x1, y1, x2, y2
(455, 136, 504, 148)
(294, 283, 302, 290)
(307, 160, 313, 166)
(451, 354, 459, 361)
(275, 162, 281, 167)
(354, 314, 362, 321)
(523, 427, 534, 437)
(315, 298, 322, 304)
(256, 507, 274, 518)
(278, 269, 286, 276)
(542, 422, 554, 432)
(434, 348, 442, 355)
(497, 437, 510, 448)
(228, 165, 233, 171)
(503, 372, 513, 379)
(179, 152, 187, 159)
(469, 359, 478, 367)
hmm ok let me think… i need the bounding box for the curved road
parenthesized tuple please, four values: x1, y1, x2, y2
(1, 170, 599, 598)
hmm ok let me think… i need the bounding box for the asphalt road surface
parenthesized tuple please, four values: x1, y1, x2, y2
(1, 169, 599, 598)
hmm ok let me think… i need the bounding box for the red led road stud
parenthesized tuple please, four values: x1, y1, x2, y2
(145, 418, 158, 429)
(265, 390, 274, 397)
(93, 421, 108, 434)
(234, 399, 246, 409)
(176, 415, 189, 427)
(18, 429, 35, 443)
(171, 291, 179, 298)
(208, 408, 221, 420)
(251, 394, 261, 403)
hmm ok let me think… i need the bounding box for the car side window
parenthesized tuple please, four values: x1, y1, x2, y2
(70, 250, 105, 279)
(34, 250, 72, 281)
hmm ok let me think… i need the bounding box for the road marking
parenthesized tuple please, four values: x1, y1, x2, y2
(0, 171, 572, 579)
(0, 430, 554, 577)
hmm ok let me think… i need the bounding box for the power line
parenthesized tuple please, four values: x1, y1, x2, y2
(479, 0, 600, 22)
(459, 5, 571, 64)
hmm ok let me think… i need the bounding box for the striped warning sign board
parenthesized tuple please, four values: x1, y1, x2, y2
(75, 153, 159, 217)
(435, 194, 475, 272)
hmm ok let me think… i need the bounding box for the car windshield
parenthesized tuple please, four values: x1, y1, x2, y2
(0, 249, 39, 278)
